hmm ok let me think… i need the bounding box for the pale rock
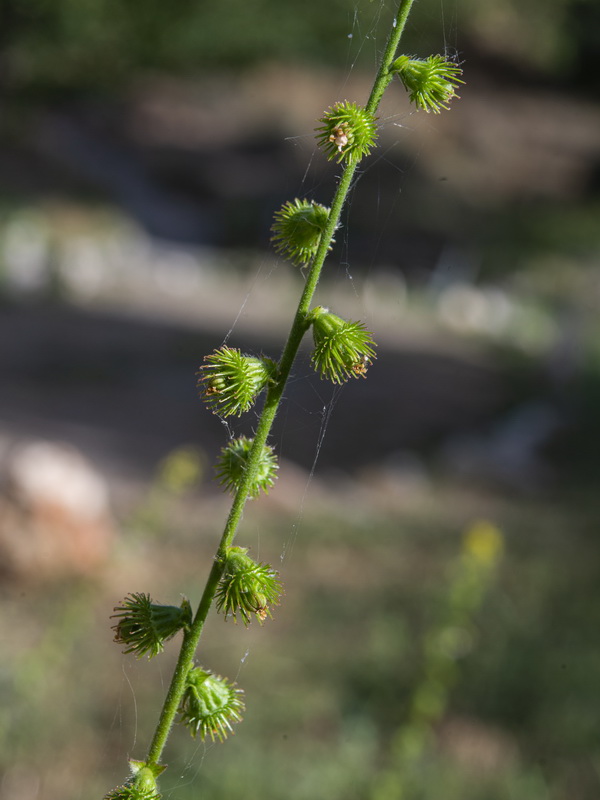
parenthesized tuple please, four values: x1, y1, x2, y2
(0, 440, 115, 580)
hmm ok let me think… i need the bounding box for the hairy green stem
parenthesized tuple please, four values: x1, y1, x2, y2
(367, 0, 416, 113)
(145, 0, 417, 770)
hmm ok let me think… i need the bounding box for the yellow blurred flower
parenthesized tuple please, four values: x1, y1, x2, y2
(462, 520, 504, 566)
(159, 446, 204, 494)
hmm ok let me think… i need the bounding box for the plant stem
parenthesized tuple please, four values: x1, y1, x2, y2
(367, 0, 416, 113)
(145, 0, 417, 770)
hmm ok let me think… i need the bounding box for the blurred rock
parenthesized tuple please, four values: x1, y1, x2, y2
(0, 440, 115, 580)
(438, 715, 517, 773)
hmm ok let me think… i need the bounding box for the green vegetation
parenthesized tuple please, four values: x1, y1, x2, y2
(3, 0, 598, 96)
(1, 1, 598, 798)
(2, 468, 600, 798)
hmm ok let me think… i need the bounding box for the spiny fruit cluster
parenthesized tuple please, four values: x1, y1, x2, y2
(315, 100, 378, 164)
(194, 50, 463, 522)
(197, 305, 377, 422)
(391, 54, 463, 113)
(216, 436, 278, 498)
(197, 347, 278, 417)
(271, 198, 333, 266)
(106, 542, 283, 797)
(104, 762, 164, 800)
(216, 546, 282, 625)
(178, 667, 245, 742)
(111, 594, 192, 659)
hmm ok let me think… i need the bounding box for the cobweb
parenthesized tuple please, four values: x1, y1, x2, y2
(96, 2, 459, 797)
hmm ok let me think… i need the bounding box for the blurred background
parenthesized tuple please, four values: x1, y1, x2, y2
(1, 0, 600, 797)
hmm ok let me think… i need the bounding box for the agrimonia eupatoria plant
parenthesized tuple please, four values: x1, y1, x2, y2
(104, 1, 462, 796)
(372, 521, 503, 800)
